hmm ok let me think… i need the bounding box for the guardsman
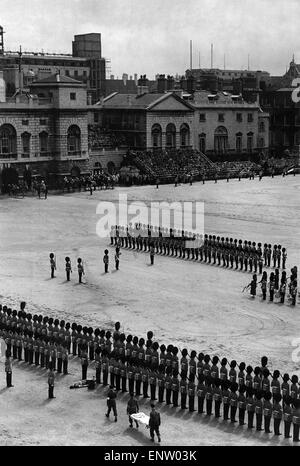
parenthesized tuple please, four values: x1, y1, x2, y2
(269, 272, 275, 301)
(39, 337, 45, 368)
(220, 357, 228, 383)
(205, 376, 213, 416)
(28, 330, 34, 365)
(271, 370, 281, 401)
(77, 258, 84, 283)
(263, 391, 273, 433)
(102, 349, 109, 386)
(292, 399, 300, 442)
(44, 337, 51, 369)
(253, 366, 262, 392)
(134, 363, 142, 397)
(165, 366, 173, 405)
(273, 394, 283, 435)
(16, 329, 23, 361)
(274, 268, 280, 290)
(131, 336, 139, 364)
(71, 323, 78, 356)
(62, 342, 69, 375)
(157, 365, 166, 403)
(144, 340, 152, 368)
(279, 278, 286, 303)
(281, 373, 290, 403)
(110, 225, 115, 246)
(137, 338, 145, 366)
(243, 242, 249, 272)
(114, 357, 121, 391)
(263, 243, 268, 267)
(244, 274, 257, 298)
(210, 356, 219, 381)
(188, 374, 196, 412)
(49, 253, 56, 278)
(258, 252, 263, 275)
(80, 344, 89, 380)
(180, 372, 188, 410)
(125, 334, 133, 363)
(56, 339, 63, 373)
(229, 382, 239, 423)
(239, 241, 244, 271)
(189, 350, 197, 380)
(63, 322, 71, 354)
(259, 271, 268, 300)
(277, 245, 282, 269)
(213, 378, 222, 418)
(283, 396, 293, 438)
(267, 244, 272, 267)
(65, 257, 72, 281)
(282, 248, 287, 270)
(33, 334, 40, 366)
(48, 364, 55, 398)
(238, 362, 246, 389)
(141, 362, 149, 398)
(115, 247, 121, 271)
(127, 361, 134, 395)
(245, 365, 253, 390)
(234, 239, 239, 270)
(237, 385, 247, 425)
(290, 375, 298, 402)
(171, 370, 180, 407)
(197, 375, 206, 415)
(272, 245, 277, 268)
(229, 360, 237, 384)
(149, 367, 158, 401)
(103, 249, 109, 273)
(203, 354, 211, 381)
(197, 352, 205, 380)
(255, 390, 264, 431)
(150, 243, 155, 265)
(5, 350, 13, 387)
(246, 387, 255, 428)
(95, 347, 101, 384)
(222, 380, 231, 421)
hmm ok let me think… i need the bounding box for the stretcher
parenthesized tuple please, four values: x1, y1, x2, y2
(130, 412, 150, 427)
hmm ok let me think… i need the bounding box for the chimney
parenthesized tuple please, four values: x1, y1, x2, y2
(137, 85, 149, 95)
(166, 75, 175, 91)
(134, 73, 138, 85)
(157, 74, 166, 93)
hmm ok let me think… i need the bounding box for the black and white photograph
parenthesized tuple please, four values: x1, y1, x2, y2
(0, 0, 299, 453)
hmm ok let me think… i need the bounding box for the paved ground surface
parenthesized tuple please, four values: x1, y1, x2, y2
(0, 175, 299, 446)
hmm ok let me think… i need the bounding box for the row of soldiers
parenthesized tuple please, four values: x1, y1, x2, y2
(245, 268, 298, 305)
(1, 305, 300, 440)
(111, 225, 287, 273)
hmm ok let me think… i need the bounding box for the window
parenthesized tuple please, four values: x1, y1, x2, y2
(0, 124, 17, 156)
(236, 133, 242, 152)
(166, 123, 176, 148)
(199, 113, 206, 122)
(65, 70, 70, 76)
(67, 125, 81, 154)
(94, 113, 99, 123)
(70, 93, 76, 101)
(21, 132, 31, 158)
(214, 126, 228, 154)
(259, 121, 265, 132)
(83, 70, 87, 77)
(180, 124, 190, 147)
(218, 113, 225, 122)
(151, 124, 162, 148)
(39, 119, 47, 126)
(22, 119, 29, 126)
(74, 70, 78, 77)
(247, 132, 254, 153)
(39, 131, 49, 155)
(248, 113, 253, 123)
(258, 137, 265, 148)
(236, 113, 242, 122)
(199, 133, 206, 153)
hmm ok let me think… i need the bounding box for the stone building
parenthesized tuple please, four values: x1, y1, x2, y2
(0, 73, 91, 187)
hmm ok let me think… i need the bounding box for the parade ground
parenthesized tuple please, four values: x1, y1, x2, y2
(0, 175, 299, 446)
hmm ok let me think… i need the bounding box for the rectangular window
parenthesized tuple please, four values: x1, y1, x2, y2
(70, 93, 76, 100)
(22, 119, 29, 126)
(236, 113, 242, 122)
(65, 70, 70, 76)
(74, 70, 78, 77)
(199, 113, 206, 122)
(248, 113, 253, 123)
(94, 112, 99, 123)
(218, 113, 225, 122)
(39, 119, 47, 125)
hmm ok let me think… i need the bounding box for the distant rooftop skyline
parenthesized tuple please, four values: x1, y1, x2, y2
(1, 0, 299, 79)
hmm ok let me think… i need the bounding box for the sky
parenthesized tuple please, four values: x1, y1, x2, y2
(1, 0, 300, 79)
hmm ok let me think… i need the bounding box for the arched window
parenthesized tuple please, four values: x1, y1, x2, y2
(236, 132, 242, 152)
(199, 133, 206, 153)
(180, 123, 190, 147)
(21, 132, 31, 158)
(0, 124, 17, 157)
(107, 161, 116, 174)
(151, 124, 162, 148)
(247, 132, 254, 153)
(165, 123, 176, 148)
(214, 126, 228, 154)
(67, 125, 81, 155)
(39, 131, 49, 155)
